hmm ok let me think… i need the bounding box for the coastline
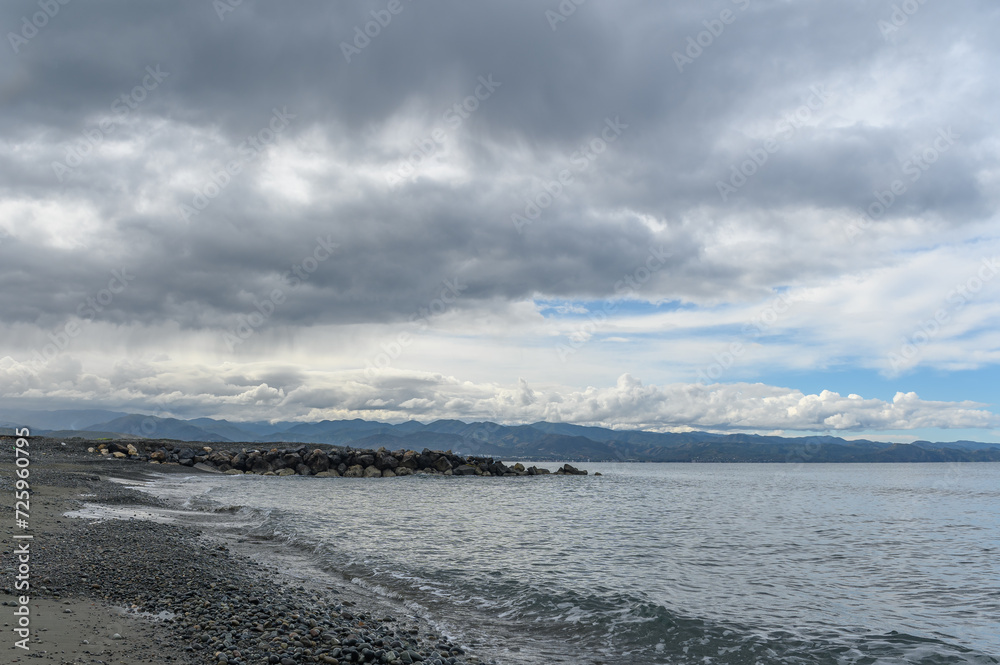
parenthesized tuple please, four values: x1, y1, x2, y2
(1, 438, 484, 665)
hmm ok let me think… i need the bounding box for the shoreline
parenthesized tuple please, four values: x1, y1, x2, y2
(1, 438, 489, 665)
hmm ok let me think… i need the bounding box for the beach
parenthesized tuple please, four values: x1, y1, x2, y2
(1, 437, 480, 665)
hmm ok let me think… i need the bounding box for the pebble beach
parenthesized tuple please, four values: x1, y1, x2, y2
(1, 436, 527, 665)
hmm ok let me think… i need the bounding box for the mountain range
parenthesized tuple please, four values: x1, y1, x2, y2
(3, 408, 1000, 463)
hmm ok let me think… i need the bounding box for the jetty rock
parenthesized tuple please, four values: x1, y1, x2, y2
(86, 441, 588, 478)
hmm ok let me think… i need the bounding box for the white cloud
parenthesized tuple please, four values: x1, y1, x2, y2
(0, 349, 994, 433)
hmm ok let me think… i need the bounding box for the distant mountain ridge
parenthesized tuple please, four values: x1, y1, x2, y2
(5, 409, 1000, 463)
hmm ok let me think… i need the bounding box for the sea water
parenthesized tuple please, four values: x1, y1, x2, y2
(137, 462, 1000, 665)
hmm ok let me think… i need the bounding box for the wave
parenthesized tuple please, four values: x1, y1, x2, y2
(137, 473, 1000, 665)
(231, 510, 999, 665)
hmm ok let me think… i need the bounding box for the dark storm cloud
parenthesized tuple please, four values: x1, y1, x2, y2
(1, 0, 996, 330)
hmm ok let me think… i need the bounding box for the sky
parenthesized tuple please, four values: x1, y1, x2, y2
(1, 0, 999, 442)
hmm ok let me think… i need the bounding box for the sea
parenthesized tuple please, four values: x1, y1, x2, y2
(111, 462, 1000, 665)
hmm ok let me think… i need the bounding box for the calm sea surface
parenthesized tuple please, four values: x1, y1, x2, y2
(140, 463, 1000, 665)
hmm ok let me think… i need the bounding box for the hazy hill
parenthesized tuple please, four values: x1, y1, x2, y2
(0, 408, 131, 432)
(14, 410, 1000, 463)
(83, 415, 232, 442)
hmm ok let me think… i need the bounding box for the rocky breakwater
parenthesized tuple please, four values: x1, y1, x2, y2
(89, 441, 589, 477)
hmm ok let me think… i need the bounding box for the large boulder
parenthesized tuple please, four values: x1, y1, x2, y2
(231, 452, 248, 471)
(307, 450, 330, 473)
(362, 465, 382, 478)
(343, 465, 364, 478)
(375, 451, 399, 470)
(489, 462, 509, 475)
(433, 456, 453, 473)
(108, 442, 130, 455)
(452, 464, 478, 476)
(559, 463, 587, 475)
(208, 451, 232, 465)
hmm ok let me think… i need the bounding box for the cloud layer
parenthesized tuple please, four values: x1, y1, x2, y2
(1, 1, 998, 434)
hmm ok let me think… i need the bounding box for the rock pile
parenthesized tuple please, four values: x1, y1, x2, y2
(89, 441, 589, 477)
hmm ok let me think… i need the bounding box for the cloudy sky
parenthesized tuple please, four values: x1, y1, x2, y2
(2, 0, 999, 441)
